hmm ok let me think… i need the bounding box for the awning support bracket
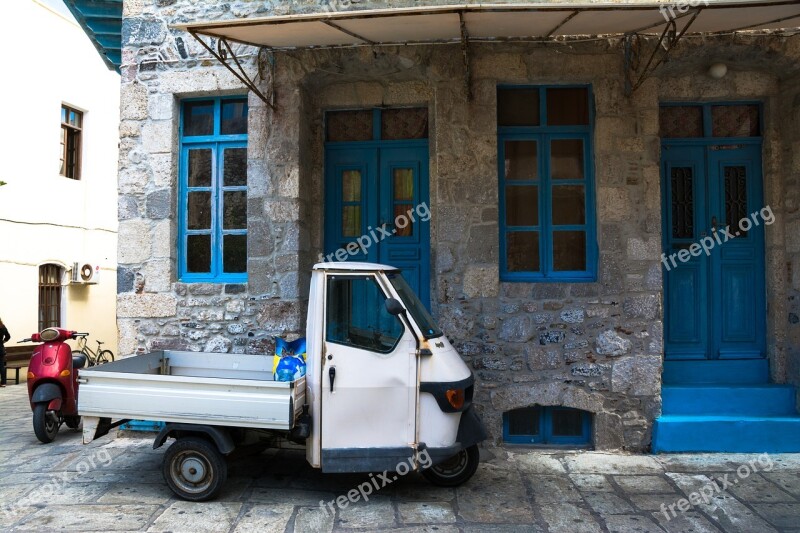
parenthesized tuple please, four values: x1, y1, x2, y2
(189, 31, 276, 110)
(624, 9, 700, 96)
(459, 11, 473, 101)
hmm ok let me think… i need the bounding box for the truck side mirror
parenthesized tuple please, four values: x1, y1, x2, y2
(385, 298, 405, 316)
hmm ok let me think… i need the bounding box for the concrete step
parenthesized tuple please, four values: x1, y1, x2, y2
(653, 415, 800, 453)
(663, 359, 769, 385)
(662, 385, 797, 417)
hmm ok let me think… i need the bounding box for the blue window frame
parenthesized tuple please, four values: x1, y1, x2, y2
(498, 86, 597, 282)
(503, 405, 592, 445)
(178, 97, 248, 282)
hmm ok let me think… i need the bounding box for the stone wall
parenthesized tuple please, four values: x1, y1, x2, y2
(118, 0, 800, 450)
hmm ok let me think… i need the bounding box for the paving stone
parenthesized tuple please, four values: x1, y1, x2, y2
(463, 526, 544, 533)
(97, 483, 174, 504)
(602, 513, 666, 533)
(397, 501, 456, 524)
(762, 472, 800, 498)
(650, 511, 722, 533)
(456, 463, 534, 523)
(724, 473, 797, 503)
(540, 503, 603, 533)
(583, 492, 635, 514)
(752, 503, 800, 529)
(16, 504, 158, 531)
(666, 473, 778, 533)
(293, 505, 334, 533)
(614, 475, 679, 494)
(250, 487, 338, 506)
(149, 501, 242, 532)
(529, 474, 583, 502)
(570, 473, 615, 492)
(509, 452, 567, 474)
(630, 494, 680, 512)
(231, 503, 294, 533)
(395, 482, 455, 502)
(337, 499, 396, 529)
(564, 454, 665, 475)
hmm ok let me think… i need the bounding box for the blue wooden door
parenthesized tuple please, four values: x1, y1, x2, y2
(662, 144, 766, 360)
(325, 145, 430, 308)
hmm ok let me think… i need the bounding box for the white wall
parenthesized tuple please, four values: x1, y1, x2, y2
(0, 0, 120, 357)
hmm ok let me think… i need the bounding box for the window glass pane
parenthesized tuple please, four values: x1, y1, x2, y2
(184, 100, 214, 136)
(187, 192, 211, 230)
(393, 204, 413, 237)
(507, 232, 539, 272)
(660, 106, 703, 138)
(671, 166, 694, 239)
(551, 409, 584, 437)
(220, 99, 248, 135)
(61, 106, 67, 123)
(382, 108, 428, 140)
(223, 191, 247, 230)
(342, 170, 361, 202)
(498, 88, 540, 126)
(551, 139, 584, 180)
(223, 234, 247, 273)
(546, 87, 589, 126)
(342, 206, 361, 237)
(188, 149, 212, 187)
(187, 234, 211, 273)
(712, 105, 760, 137)
(507, 407, 540, 436)
(552, 185, 585, 225)
(326, 276, 404, 353)
(223, 148, 247, 186)
(724, 165, 748, 237)
(326, 110, 373, 142)
(393, 168, 414, 201)
(505, 185, 538, 226)
(553, 231, 586, 271)
(504, 141, 538, 181)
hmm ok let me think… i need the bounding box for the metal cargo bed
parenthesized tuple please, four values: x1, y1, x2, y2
(78, 351, 306, 437)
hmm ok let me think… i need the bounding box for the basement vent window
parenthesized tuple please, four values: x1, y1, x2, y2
(503, 405, 592, 446)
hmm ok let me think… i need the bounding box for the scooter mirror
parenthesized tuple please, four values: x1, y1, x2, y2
(385, 298, 405, 316)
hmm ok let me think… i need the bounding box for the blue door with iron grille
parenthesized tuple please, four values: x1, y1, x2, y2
(662, 143, 766, 360)
(325, 144, 430, 309)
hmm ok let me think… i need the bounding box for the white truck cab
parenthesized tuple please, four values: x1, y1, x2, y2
(79, 262, 486, 501)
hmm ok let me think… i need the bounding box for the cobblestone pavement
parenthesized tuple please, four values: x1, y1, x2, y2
(2, 384, 800, 532)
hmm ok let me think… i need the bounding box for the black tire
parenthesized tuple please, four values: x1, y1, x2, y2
(33, 403, 60, 443)
(65, 416, 82, 430)
(163, 437, 227, 501)
(97, 350, 114, 365)
(422, 445, 480, 487)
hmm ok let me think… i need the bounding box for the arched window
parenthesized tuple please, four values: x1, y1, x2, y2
(38, 264, 63, 330)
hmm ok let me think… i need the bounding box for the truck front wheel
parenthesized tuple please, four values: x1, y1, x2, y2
(422, 445, 480, 487)
(163, 437, 227, 501)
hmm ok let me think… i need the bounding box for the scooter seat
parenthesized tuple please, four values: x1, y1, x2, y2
(72, 353, 88, 369)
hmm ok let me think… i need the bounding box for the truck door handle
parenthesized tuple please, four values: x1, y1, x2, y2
(329, 367, 336, 392)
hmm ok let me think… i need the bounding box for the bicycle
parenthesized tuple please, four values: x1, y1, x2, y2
(71, 334, 114, 366)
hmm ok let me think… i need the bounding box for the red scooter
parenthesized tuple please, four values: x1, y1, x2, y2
(20, 328, 88, 443)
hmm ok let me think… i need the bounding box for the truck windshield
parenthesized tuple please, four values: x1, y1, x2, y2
(387, 272, 443, 339)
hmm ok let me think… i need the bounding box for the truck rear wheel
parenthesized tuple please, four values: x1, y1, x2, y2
(163, 437, 227, 501)
(422, 445, 480, 487)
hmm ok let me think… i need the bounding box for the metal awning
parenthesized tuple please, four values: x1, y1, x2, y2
(63, 0, 122, 71)
(174, 1, 800, 105)
(176, 2, 800, 49)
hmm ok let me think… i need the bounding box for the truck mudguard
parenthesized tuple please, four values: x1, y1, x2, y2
(456, 404, 488, 448)
(153, 423, 236, 455)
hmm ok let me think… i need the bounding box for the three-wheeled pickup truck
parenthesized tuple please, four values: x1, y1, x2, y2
(79, 262, 487, 501)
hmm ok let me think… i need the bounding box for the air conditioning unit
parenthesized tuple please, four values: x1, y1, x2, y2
(71, 262, 100, 284)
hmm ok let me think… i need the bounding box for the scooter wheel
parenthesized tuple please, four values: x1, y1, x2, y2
(421, 444, 480, 487)
(33, 404, 60, 444)
(163, 437, 227, 502)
